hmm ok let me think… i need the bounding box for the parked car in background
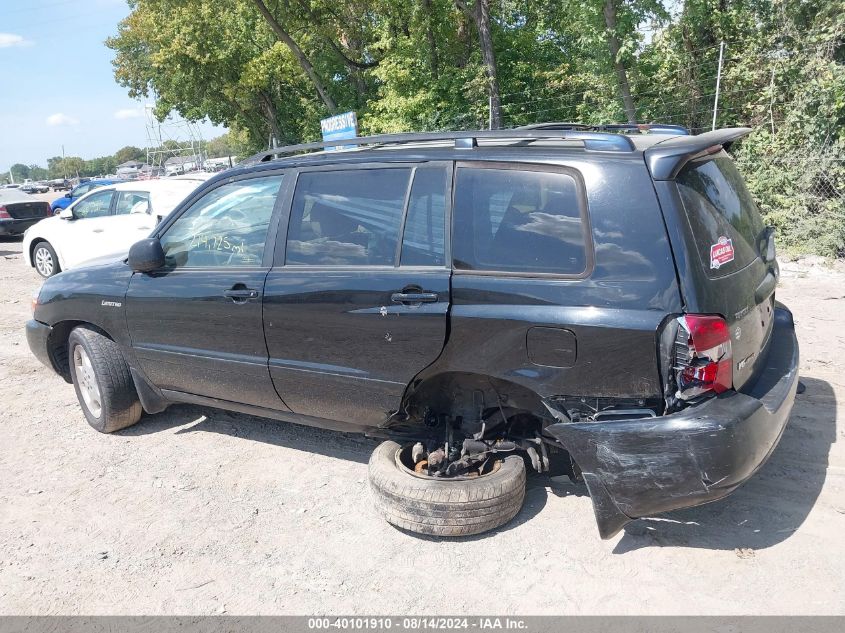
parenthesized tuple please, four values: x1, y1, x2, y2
(51, 178, 124, 213)
(24, 175, 212, 277)
(49, 179, 71, 191)
(21, 181, 50, 194)
(24, 127, 798, 540)
(0, 189, 52, 236)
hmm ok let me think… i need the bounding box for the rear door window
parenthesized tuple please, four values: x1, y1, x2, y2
(114, 191, 151, 215)
(452, 166, 588, 275)
(677, 156, 766, 276)
(286, 168, 411, 266)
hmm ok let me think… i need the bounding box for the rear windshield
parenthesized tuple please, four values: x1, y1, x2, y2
(677, 155, 765, 277)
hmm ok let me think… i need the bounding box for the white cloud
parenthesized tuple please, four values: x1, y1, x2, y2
(46, 113, 79, 126)
(0, 33, 33, 48)
(114, 108, 143, 120)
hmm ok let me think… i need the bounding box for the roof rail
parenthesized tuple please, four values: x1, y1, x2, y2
(242, 128, 636, 165)
(520, 122, 690, 135)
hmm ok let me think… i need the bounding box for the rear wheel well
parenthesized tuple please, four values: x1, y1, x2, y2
(401, 371, 547, 429)
(395, 371, 576, 477)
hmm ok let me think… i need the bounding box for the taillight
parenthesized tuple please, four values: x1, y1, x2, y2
(0, 205, 10, 219)
(674, 314, 732, 400)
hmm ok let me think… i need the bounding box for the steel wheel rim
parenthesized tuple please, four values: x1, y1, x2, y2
(73, 345, 102, 418)
(35, 247, 53, 276)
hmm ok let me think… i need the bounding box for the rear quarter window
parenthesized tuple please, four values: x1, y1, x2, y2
(452, 166, 589, 276)
(677, 156, 766, 277)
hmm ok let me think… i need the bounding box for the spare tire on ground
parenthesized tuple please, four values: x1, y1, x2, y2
(368, 440, 526, 537)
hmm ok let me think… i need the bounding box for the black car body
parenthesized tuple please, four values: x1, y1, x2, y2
(0, 189, 52, 236)
(26, 127, 799, 538)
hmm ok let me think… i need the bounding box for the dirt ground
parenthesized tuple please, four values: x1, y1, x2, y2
(1, 213, 843, 614)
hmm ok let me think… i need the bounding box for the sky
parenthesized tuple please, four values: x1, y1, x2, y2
(0, 0, 226, 173)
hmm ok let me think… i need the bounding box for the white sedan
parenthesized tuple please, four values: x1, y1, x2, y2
(23, 176, 212, 278)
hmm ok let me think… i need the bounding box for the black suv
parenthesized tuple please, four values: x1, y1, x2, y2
(26, 127, 799, 539)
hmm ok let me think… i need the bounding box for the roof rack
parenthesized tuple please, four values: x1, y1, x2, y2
(242, 128, 638, 165)
(520, 122, 690, 135)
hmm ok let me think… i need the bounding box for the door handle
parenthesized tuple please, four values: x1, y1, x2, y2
(224, 287, 261, 302)
(93, 228, 104, 233)
(391, 292, 438, 304)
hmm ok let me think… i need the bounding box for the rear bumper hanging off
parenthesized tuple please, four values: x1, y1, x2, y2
(545, 306, 799, 539)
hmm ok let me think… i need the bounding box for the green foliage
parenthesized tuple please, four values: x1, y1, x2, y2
(115, 146, 145, 164)
(9, 0, 843, 254)
(9, 164, 31, 181)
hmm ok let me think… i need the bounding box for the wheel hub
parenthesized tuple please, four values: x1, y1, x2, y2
(35, 247, 54, 276)
(73, 345, 102, 418)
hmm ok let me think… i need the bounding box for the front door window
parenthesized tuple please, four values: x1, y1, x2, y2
(159, 175, 283, 268)
(73, 190, 114, 219)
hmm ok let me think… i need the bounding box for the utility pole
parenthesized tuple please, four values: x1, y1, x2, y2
(768, 66, 777, 134)
(712, 41, 725, 131)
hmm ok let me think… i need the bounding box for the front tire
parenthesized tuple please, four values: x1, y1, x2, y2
(368, 440, 526, 537)
(68, 327, 142, 433)
(32, 241, 60, 278)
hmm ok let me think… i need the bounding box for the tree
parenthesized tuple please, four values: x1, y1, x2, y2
(456, 0, 502, 128)
(58, 157, 85, 179)
(9, 163, 30, 181)
(114, 146, 145, 164)
(46, 156, 64, 179)
(108, 0, 326, 150)
(103, 0, 844, 256)
(250, 0, 338, 113)
(603, 0, 636, 122)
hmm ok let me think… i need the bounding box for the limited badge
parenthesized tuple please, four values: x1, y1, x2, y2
(710, 236, 735, 269)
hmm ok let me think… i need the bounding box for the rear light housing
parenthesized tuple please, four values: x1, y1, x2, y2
(0, 205, 10, 219)
(674, 314, 732, 401)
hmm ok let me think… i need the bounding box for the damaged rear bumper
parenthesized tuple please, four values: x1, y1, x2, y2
(545, 306, 799, 539)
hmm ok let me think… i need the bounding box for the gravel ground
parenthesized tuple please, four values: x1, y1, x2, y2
(0, 222, 843, 614)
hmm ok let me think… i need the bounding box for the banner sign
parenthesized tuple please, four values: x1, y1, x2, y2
(320, 111, 358, 151)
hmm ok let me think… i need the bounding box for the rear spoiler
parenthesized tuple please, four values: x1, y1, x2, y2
(644, 127, 753, 180)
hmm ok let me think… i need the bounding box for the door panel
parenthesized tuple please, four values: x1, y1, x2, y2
(61, 189, 116, 267)
(126, 173, 286, 409)
(264, 163, 452, 427)
(126, 268, 284, 409)
(263, 268, 449, 425)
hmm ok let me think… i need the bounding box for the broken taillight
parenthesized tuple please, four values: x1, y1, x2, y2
(674, 314, 732, 400)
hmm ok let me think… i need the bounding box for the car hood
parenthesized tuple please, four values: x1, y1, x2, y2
(75, 251, 129, 269)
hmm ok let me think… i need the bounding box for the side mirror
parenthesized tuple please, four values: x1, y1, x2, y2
(59, 208, 74, 220)
(128, 238, 165, 272)
(64, 192, 72, 198)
